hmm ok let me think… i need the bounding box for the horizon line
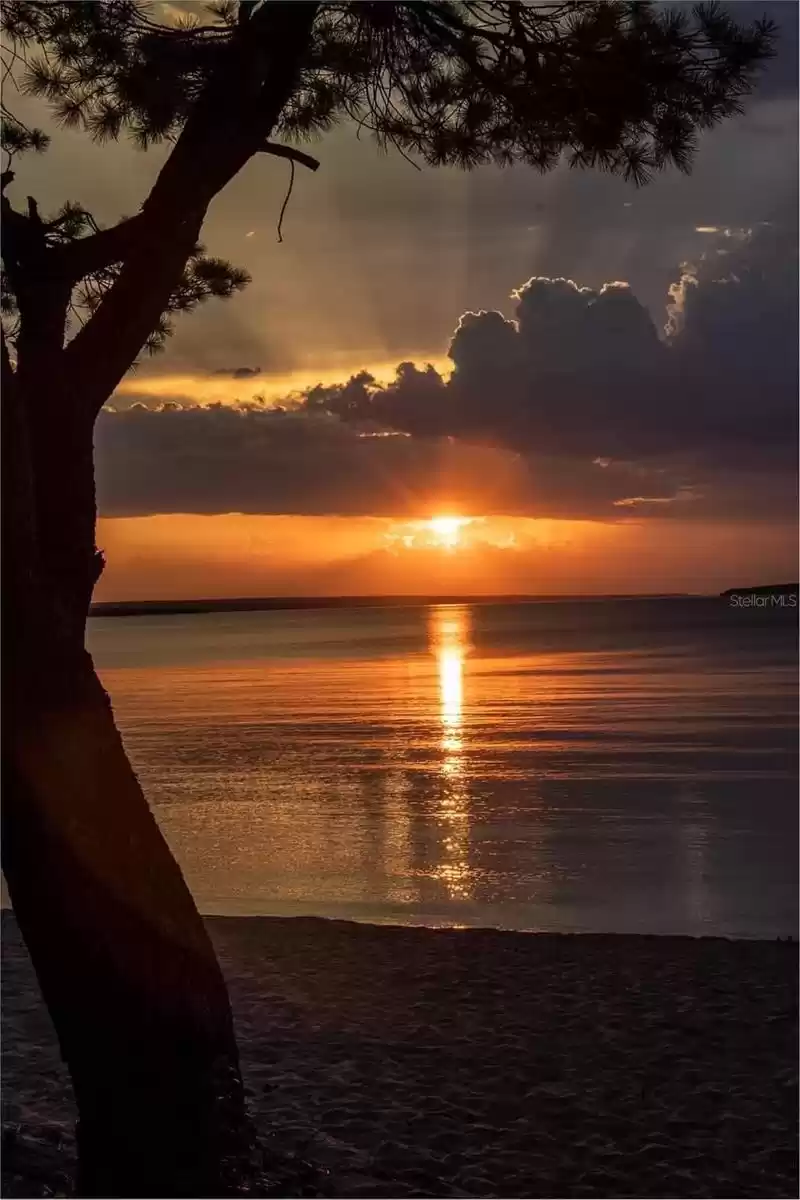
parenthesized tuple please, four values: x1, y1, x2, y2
(90, 591, 714, 616)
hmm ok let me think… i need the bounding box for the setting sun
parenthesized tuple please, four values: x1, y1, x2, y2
(428, 516, 469, 550)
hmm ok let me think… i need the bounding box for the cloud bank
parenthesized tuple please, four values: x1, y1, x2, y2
(97, 225, 798, 524)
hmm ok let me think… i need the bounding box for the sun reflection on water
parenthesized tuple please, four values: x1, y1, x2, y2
(429, 605, 473, 899)
(440, 649, 463, 731)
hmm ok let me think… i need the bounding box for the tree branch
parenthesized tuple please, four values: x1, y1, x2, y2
(414, 1, 509, 50)
(62, 3, 320, 418)
(412, 3, 505, 92)
(260, 141, 320, 172)
(52, 215, 144, 281)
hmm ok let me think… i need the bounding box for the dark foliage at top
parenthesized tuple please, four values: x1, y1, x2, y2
(3, 1, 775, 173)
(1, 1, 775, 364)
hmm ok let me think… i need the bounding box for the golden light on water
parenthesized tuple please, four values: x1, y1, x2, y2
(432, 604, 468, 736)
(439, 646, 464, 730)
(429, 605, 473, 899)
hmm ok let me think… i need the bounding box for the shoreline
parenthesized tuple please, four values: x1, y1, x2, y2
(197, 906, 800, 941)
(3, 914, 797, 1197)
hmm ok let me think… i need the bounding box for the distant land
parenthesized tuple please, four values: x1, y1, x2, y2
(720, 583, 799, 597)
(89, 593, 697, 618)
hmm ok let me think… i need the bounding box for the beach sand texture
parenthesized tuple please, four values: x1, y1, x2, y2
(2, 915, 797, 1197)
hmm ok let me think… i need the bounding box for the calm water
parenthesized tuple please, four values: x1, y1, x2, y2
(88, 599, 798, 938)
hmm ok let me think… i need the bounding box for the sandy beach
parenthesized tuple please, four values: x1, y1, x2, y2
(2, 914, 797, 1198)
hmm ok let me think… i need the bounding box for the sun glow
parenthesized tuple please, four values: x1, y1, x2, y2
(428, 515, 469, 550)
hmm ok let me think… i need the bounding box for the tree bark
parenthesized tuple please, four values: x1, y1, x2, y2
(2, 350, 255, 1197)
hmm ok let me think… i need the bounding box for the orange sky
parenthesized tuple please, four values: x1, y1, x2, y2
(9, 18, 797, 606)
(94, 514, 797, 600)
(110, 358, 453, 409)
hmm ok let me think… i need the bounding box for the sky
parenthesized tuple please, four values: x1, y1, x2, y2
(10, 1, 799, 598)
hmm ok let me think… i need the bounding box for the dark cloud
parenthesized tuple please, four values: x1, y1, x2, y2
(97, 405, 673, 520)
(302, 223, 797, 472)
(212, 366, 263, 379)
(96, 225, 797, 525)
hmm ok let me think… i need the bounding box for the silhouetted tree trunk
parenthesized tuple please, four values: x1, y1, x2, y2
(2, 338, 256, 1198)
(2, 6, 320, 1194)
